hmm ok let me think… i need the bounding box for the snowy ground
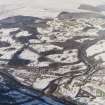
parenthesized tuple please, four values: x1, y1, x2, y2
(0, 0, 105, 105)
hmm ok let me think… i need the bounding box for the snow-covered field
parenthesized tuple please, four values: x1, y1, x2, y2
(0, 0, 105, 105)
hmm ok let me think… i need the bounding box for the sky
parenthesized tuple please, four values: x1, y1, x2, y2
(0, 0, 105, 19)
